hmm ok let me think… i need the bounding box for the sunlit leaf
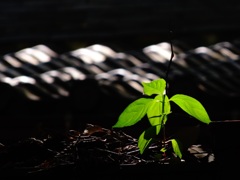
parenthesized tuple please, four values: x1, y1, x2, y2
(142, 78, 166, 96)
(138, 126, 157, 154)
(160, 147, 167, 153)
(171, 139, 182, 159)
(147, 95, 171, 134)
(170, 94, 211, 124)
(112, 98, 153, 128)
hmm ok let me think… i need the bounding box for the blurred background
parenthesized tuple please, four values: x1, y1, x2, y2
(0, 0, 240, 143)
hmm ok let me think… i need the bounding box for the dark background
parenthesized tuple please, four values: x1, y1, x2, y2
(1, 0, 240, 54)
(0, 0, 240, 143)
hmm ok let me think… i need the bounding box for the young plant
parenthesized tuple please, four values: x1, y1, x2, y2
(112, 78, 211, 160)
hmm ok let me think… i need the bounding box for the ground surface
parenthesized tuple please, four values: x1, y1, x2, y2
(0, 123, 215, 178)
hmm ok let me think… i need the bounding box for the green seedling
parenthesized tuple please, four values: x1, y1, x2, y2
(112, 37, 212, 161)
(112, 78, 211, 160)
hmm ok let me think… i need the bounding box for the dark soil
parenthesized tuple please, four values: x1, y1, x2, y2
(0, 123, 215, 178)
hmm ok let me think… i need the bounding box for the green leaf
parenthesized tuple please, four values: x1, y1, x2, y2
(138, 126, 157, 154)
(112, 98, 153, 128)
(170, 94, 211, 124)
(142, 78, 166, 96)
(147, 95, 171, 134)
(160, 147, 167, 153)
(171, 139, 182, 159)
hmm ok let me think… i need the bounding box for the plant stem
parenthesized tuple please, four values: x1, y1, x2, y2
(165, 30, 174, 94)
(162, 31, 174, 154)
